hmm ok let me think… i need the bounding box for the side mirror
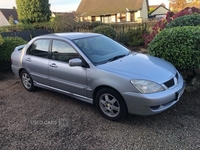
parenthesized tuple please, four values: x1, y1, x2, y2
(69, 58, 83, 67)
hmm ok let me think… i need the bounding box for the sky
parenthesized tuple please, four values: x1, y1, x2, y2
(0, 0, 169, 12)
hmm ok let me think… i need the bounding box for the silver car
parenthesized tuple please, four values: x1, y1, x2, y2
(11, 33, 186, 121)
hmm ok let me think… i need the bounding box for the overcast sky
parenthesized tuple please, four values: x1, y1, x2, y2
(0, 0, 169, 12)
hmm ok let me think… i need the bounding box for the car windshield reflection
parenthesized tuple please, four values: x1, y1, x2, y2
(73, 35, 130, 65)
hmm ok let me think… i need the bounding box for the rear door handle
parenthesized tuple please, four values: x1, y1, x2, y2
(50, 63, 58, 68)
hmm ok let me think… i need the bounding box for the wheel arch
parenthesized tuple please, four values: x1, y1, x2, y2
(19, 68, 27, 78)
(93, 85, 127, 109)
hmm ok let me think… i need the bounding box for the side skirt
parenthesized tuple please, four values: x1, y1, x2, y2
(34, 81, 94, 104)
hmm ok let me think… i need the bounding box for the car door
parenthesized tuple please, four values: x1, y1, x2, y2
(48, 39, 87, 97)
(23, 39, 50, 85)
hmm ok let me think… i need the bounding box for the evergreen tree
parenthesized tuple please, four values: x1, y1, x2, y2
(16, 0, 51, 23)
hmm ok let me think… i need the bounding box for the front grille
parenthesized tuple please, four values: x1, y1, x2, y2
(163, 72, 179, 88)
(164, 78, 174, 88)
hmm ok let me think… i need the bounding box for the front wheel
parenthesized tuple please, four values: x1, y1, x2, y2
(20, 70, 35, 91)
(95, 88, 127, 121)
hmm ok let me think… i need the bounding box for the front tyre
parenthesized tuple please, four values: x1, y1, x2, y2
(95, 88, 127, 121)
(20, 70, 35, 91)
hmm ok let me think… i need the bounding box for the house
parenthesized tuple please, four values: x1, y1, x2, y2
(0, 7, 18, 26)
(76, 0, 149, 23)
(149, 3, 170, 20)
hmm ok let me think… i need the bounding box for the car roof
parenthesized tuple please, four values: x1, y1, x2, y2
(38, 32, 101, 40)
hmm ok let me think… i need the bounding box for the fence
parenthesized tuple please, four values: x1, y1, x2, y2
(0, 21, 156, 44)
(0, 29, 54, 41)
(74, 21, 156, 43)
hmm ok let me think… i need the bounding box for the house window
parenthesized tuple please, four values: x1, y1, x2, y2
(92, 16, 95, 22)
(131, 13, 135, 21)
(83, 17, 89, 22)
(102, 15, 111, 23)
(120, 14, 126, 22)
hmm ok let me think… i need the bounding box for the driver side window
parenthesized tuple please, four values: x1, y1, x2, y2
(51, 40, 79, 63)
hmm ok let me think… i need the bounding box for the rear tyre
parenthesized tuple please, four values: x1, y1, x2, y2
(20, 70, 35, 91)
(95, 88, 127, 121)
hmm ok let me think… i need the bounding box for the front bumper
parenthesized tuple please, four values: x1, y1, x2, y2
(122, 77, 186, 115)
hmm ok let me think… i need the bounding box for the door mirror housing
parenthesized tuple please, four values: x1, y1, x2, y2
(69, 58, 83, 67)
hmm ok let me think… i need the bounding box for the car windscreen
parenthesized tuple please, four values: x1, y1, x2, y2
(73, 35, 130, 65)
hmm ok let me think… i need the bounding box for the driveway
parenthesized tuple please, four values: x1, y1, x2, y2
(0, 72, 200, 150)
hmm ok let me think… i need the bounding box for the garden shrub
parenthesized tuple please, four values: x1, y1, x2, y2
(126, 28, 147, 46)
(0, 24, 35, 33)
(0, 36, 27, 71)
(92, 25, 116, 39)
(89, 22, 104, 30)
(0, 35, 4, 45)
(144, 7, 200, 46)
(0, 22, 53, 33)
(166, 14, 200, 28)
(17, 23, 36, 31)
(0, 25, 17, 33)
(148, 26, 200, 71)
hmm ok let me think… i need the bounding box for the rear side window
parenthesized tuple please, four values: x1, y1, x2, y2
(26, 39, 50, 58)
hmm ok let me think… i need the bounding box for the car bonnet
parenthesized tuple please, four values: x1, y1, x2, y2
(96, 53, 177, 84)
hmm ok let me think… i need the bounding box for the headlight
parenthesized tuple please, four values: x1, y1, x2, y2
(130, 79, 164, 94)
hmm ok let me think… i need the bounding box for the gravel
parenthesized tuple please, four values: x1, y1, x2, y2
(0, 71, 200, 150)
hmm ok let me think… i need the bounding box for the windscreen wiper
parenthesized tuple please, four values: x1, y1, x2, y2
(107, 52, 131, 62)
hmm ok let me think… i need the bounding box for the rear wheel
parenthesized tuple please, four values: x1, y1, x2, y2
(95, 88, 127, 121)
(20, 70, 35, 91)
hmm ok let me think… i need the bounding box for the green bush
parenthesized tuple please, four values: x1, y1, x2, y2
(166, 14, 200, 28)
(148, 26, 200, 71)
(0, 36, 27, 71)
(0, 35, 4, 45)
(0, 24, 34, 32)
(89, 22, 104, 30)
(126, 28, 147, 46)
(0, 22, 53, 33)
(92, 25, 116, 39)
(144, 7, 200, 46)
(17, 23, 35, 31)
(0, 26, 15, 33)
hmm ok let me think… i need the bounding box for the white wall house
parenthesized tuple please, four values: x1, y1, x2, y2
(149, 4, 170, 20)
(76, 0, 149, 23)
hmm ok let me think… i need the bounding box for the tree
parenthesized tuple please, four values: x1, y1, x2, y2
(52, 12, 77, 32)
(16, 0, 51, 23)
(188, 0, 200, 7)
(8, 15, 15, 25)
(169, 0, 200, 12)
(170, 0, 188, 11)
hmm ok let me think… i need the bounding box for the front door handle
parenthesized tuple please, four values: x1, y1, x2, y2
(50, 63, 58, 68)
(26, 58, 31, 62)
